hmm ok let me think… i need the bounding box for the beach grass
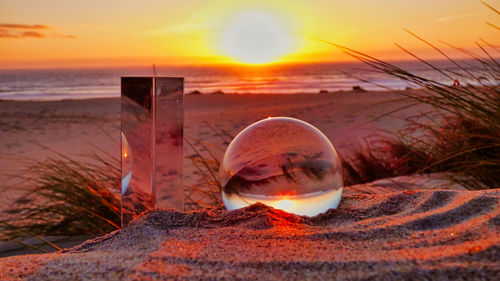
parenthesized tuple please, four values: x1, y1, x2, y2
(334, 2, 499, 189)
(184, 121, 231, 210)
(0, 152, 121, 241)
(0, 132, 226, 252)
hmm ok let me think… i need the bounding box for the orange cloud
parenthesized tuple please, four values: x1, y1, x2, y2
(20, 31, 46, 38)
(0, 23, 75, 39)
(0, 23, 51, 29)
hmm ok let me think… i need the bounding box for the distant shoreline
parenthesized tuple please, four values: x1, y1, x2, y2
(0, 87, 407, 102)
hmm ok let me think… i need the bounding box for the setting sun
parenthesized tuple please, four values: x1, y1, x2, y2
(221, 11, 294, 64)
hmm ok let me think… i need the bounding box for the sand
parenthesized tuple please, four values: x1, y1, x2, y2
(0, 188, 499, 280)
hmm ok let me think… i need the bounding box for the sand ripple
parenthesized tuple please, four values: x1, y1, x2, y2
(1, 189, 499, 280)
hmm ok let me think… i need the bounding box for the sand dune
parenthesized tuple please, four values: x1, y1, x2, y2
(1, 188, 498, 280)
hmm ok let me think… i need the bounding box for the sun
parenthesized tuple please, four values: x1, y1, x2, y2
(221, 11, 293, 64)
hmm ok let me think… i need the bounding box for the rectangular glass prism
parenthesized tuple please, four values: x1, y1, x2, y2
(121, 77, 184, 226)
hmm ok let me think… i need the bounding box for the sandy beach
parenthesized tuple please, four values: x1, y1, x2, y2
(0, 90, 422, 204)
(1, 90, 498, 280)
(2, 0, 498, 278)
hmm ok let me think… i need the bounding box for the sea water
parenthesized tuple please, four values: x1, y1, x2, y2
(0, 59, 486, 101)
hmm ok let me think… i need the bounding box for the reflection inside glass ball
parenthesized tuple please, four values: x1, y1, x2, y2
(219, 117, 343, 216)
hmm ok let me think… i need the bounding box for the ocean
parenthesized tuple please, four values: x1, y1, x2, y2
(0, 59, 489, 101)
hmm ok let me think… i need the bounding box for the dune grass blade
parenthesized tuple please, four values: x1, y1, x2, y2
(329, 4, 500, 189)
(1, 153, 122, 241)
(1, 123, 229, 251)
(183, 131, 226, 210)
(0, 222, 62, 253)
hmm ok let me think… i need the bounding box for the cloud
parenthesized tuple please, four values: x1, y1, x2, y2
(0, 23, 50, 29)
(0, 23, 75, 39)
(20, 31, 46, 38)
(0, 29, 46, 38)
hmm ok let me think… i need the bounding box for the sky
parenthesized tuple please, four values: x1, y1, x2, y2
(0, 0, 498, 68)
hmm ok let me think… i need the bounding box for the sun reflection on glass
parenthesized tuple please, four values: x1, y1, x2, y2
(275, 199, 293, 210)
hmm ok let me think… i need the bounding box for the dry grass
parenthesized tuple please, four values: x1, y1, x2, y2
(337, 1, 500, 189)
(0, 130, 227, 253)
(184, 121, 231, 210)
(0, 152, 121, 240)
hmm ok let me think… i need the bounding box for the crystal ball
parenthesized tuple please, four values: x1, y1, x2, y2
(219, 117, 343, 216)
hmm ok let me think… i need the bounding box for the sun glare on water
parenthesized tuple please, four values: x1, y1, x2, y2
(221, 11, 293, 65)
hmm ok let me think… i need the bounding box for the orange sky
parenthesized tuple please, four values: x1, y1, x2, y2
(0, 0, 498, 68)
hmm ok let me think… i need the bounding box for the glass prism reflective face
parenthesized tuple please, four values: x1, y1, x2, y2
(121, 132, 133, 195)
(220, 117, 343, 216)
(121, 77, 184, 226)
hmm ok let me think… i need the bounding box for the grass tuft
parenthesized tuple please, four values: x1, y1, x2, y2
(335, 1, 500, 189)
(0, 152, 121, 241)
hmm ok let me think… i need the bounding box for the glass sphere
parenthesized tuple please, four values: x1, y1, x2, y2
(219, 117, 343, 216)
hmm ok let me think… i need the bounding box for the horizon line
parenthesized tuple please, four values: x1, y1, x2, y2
(0, 56, 495, 70)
